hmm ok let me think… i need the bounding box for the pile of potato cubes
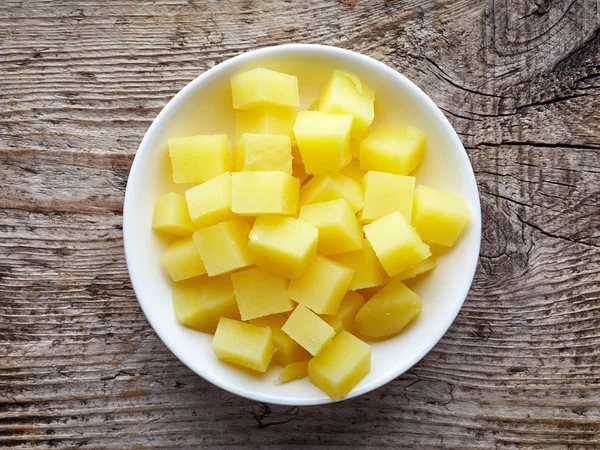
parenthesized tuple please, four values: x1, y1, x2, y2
(152, 67, 471, 401)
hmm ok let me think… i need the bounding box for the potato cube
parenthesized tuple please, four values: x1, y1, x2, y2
(162, 237, 206, 282)
(298, 199, 363, 256)
(393, 256, 436, 281)
(339, 158, 365, 184)
(412, 185, 471, 246)
(330, 239, 387, 291)
(299, 173, 363, 213)
(250, 314, 311, 366)
(169, 135, 232, 184)
(318, 70, 375, 139)
(248, 216, 318, 280)
(231, 68, 299, 110)
(232, 171, 299, 216)
(360, 125, 425, 175)
(333, 291, 365, 333)
(193, 220, 253, 276)
(308, 330, 371, 401)
(212, 317, 275, 372)
(185, 172, 237, 228)
(355, 279, 422, 338)
(172, 274, 239, 334)
(231, 267, 294, 321)
(293, 111, 353, 174)
(275, 361, 309, 384)
(287, 255, 354, 315)
(282, 305, 336, 355)
(360, 171, 415, 223)
(364, 211, 430, 277)
(292, 161, 310, 184)
(234, 133, 292, 174)
(235, 106, 297, 145)
(152, 192, 196, 237)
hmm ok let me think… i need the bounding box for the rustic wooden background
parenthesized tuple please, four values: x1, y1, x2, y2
(1, 0, 599, 448)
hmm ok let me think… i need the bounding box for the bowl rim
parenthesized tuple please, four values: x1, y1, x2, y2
(123, 43, 481, 406)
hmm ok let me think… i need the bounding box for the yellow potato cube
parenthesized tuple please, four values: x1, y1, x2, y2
(234, 133, 292, 174)
(232, 171, 299, 216)
(235, 106, 297, 145)
(169, 135, 232, 184)
(287, 255, 354, 315)
(185, 172, 237, 228)
(193, 220, 253, 276)
(364, 211, 430, 277)
(412, 185, 471, 246)
(330, 239, 387, 291)
(298, 199, 363, 256)
(355, 279, 422, 338)
(299, 173, 363, 213)
(212, 317, 275, 372)
(152, 192, 196, 237)
(318, 70, 375, 139)
(248, 216, 318, 280)
(308, 330, 371, 401)
(275, 361, 309, 384)
(333, 291, 365, 333)
(250, 314, 311, 366)
(172, 274, 239, 334)
(282, 305, 336, 355)
(360, 125, 425, 175)
(231, 68, 299, 110)
(230, 267, 294, 321)
(162, 237, 206, 282)
(292, 162, 310, 184)
(321, 315, 344, 333)
(339, 158, 365, 184)
(293, 111, 353, 174)
(392, 256, 437, 281)
(360, 171, 415, 223)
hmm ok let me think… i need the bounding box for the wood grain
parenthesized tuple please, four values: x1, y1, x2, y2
(1, 0, 599, 448)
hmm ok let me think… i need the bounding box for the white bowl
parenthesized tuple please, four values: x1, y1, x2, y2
(123, 44, 481, 406)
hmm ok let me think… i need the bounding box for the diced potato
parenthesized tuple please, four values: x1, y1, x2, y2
(234, 133, 292, 174)
(330, 239, 387, 291)
(172, 274, 239, 334)
(392, 256, 436, 281)
(292, 162, 310, 184)
(152, 192, 196, 237)
(355, 279, 422, 338)
(250, 314, 311, 366)
(318, 70, 375, 139)
(162, 237, 206, 282)
(232, 171, 299, 216)
(275, 361, 309, 384)
(193, 220, 253, 276)
(287, 255, 354, 315)
(333, 291, 365, 333)
(248, 216, 318, 280)
(298, 199, 363, 256)
(412, 185, 471, 247)
(360, 125, 425, 175)
(299, 173, 363, 213)
(360, 171, 415, 223)
(282, 305, 336, 355)
(235, 106, 297, 145)
(293, 111, 353, 174)
(339, 158, 365, 184)
(185, 172, 237, 228)
(363, 211, 430, 277)
(230, 267, 294, 321)
(169, 135, 232, 184)
(308, 330, 371, 401)
(231, 68, 299, 110)
(321, 315, 344, 333)
(212, 317, 275, 372)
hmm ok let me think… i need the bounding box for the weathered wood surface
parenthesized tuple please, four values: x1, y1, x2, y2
(1, 0, 599, 447)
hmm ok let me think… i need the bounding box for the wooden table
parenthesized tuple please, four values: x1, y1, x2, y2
(1, 1, 599, 447)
